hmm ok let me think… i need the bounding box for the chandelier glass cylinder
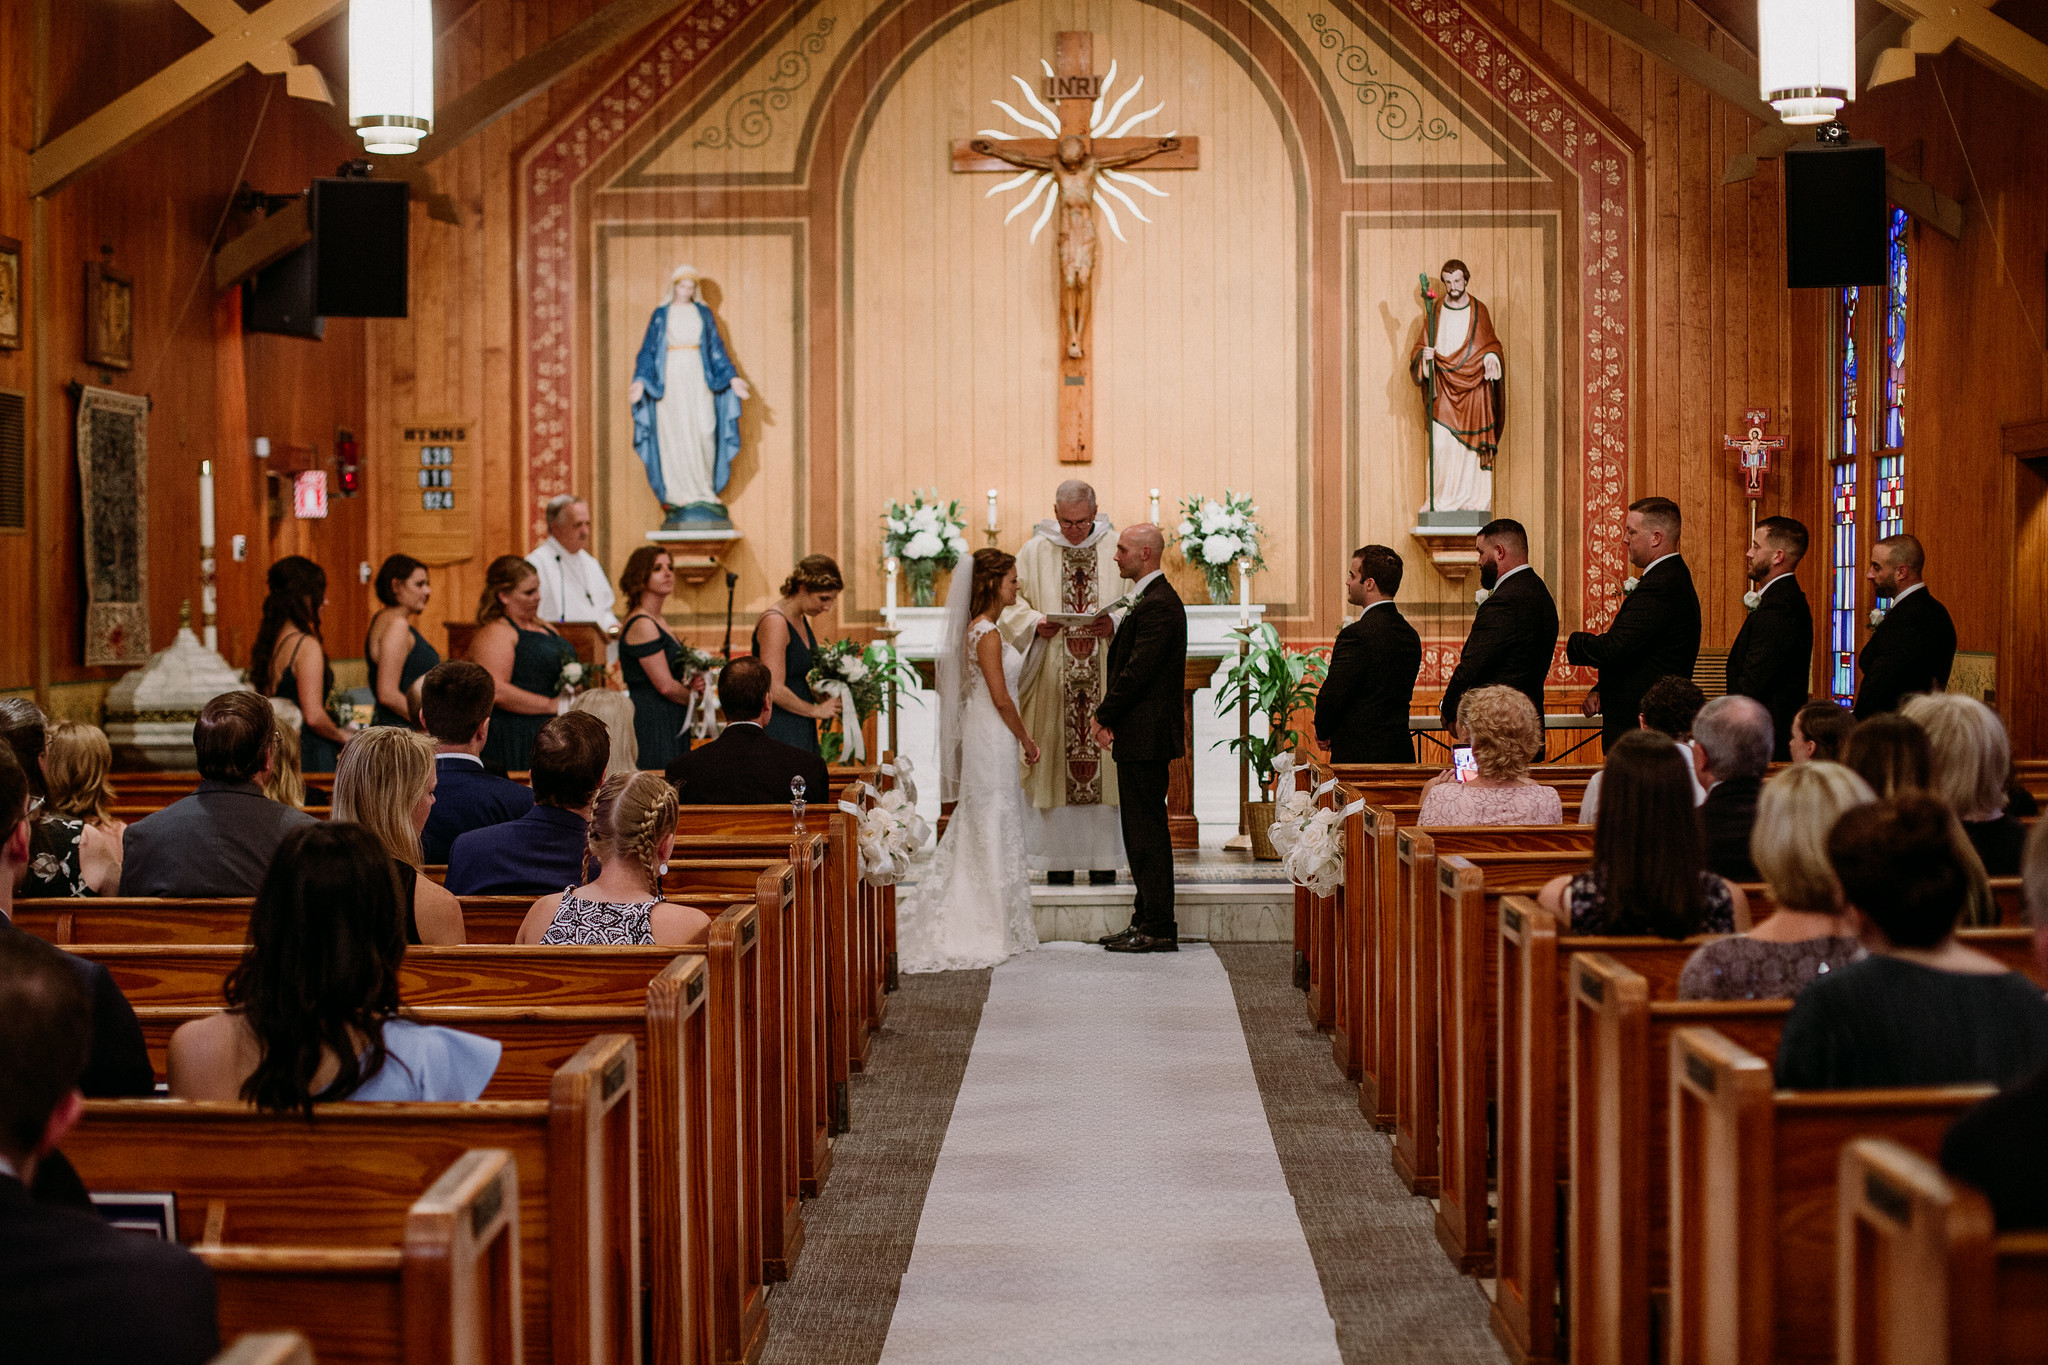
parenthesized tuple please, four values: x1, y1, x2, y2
(350, 0, 434, 154)
(1758, 0, 1856, 124)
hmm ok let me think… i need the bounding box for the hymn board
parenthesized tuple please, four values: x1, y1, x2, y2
(391, 419, 476, 565)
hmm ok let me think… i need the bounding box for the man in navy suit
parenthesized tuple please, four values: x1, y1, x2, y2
(1854, 533, 1957, 719)
(667, 657, 830, 805)
(446, 711, 608, 896)
(418, 662, 536, 864)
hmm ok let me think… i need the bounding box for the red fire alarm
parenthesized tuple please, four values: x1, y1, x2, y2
(336, 429, 361, 497)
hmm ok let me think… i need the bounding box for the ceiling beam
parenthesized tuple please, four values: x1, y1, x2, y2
(1868, 0, 2048, 105)
(29, 0, 346, 197)
(1543, 0, 1963, 239)
(172, 0, 332, 103)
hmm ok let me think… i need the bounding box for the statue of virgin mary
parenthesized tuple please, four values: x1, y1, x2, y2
(629, 265, 752, 530)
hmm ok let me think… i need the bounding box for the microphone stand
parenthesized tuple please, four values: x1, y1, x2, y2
(720, 571, 740, 660)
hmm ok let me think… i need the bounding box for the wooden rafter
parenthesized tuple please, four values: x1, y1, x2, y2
(1868, 0, 2048, 105)
(172, 0, 332, 103)
(1544, 0, 1963, 239)
(30, 0, 347, 197)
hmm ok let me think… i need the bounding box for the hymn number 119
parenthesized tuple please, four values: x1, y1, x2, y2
(419, 444, 455, 510)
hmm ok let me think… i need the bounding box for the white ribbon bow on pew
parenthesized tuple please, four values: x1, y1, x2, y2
(839, 788, 931, 887)
(878, 755, 918, 804)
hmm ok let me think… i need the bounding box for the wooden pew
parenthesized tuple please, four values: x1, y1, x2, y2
(1666, 1028, 1997, 1365)
(202, 1150, 521, 1365)
(1329, 794, 1372, 1083)
(1388, 834, 1591, 1195)
(67, 1035, 637, 1365)
(1836, 1138, 2048, 1365)
(1328, 763, 1600, 807)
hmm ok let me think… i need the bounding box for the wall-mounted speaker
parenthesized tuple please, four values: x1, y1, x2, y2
(243, 243, 324, 340)
(1784, 139, 1887, 288)
(309, 177, 409, 318)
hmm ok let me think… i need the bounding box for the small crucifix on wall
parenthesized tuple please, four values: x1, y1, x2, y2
(951, 32, 1200, 464)
(1724, 406, 1787, 532)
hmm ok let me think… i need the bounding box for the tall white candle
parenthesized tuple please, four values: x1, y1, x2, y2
(1149, 488, 1161, 524)
(199, 459, 216, 547)
(884, 556, 898, 619)
(986, 488, 999, 531)
(1238, 556, 1252, 627)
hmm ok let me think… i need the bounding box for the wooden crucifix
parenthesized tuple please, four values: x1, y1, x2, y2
(951, 32, 1199, 464)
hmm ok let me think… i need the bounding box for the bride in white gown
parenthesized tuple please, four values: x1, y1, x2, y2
(898, 548, 1043, 973)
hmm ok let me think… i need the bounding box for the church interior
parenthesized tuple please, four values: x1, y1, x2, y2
(4, 0, 2048, 1361)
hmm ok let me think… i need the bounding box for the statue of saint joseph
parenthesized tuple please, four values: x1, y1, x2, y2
(1412, 258, 1506, 519)
(996, 480, 1127, 879)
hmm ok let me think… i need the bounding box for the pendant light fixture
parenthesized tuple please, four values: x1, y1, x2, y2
(350, 0, 434, 154)
(1758, 0, 1856, 125)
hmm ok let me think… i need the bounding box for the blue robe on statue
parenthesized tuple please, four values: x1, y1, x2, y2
(630, 300, 744, 510)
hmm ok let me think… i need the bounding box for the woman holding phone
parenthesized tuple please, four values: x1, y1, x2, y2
(1417, 686, 1562, 825)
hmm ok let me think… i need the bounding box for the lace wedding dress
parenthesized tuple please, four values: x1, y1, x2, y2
(897, 618, 1038, 972)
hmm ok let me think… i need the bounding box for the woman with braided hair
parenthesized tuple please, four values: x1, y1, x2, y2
(514, 771, 711, 946)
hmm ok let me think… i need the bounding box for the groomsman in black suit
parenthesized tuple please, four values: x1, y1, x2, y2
(1439, 518, 1558, 734)
(1725, 515, 1814, 760)
(1314, 545, 1423, 763)
(1854, 532, 1957, 718)
(1565, 497, 1703, 753)
(1092, 526, 1189, 954)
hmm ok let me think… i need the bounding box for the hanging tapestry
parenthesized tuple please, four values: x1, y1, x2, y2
(75, 385, 150, 666)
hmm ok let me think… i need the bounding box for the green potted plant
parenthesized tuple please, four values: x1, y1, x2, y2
(1213, 623, 1328, 859)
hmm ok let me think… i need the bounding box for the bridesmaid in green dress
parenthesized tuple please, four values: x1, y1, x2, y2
(617, 546, 704, 771)
(471, 556, 576, 772)
(366, 554, 441, 727)
(752, 554, 844, 755)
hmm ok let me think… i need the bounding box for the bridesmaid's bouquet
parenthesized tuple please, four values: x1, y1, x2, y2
(553, 658, 592, 698)
(808, 640, 918, 763)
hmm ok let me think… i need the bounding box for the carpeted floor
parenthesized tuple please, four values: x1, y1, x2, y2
(1215, 943, 1507, 1364)
(761, 943, 1506, 1365)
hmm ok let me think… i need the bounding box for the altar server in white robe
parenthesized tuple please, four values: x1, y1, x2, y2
(527, 494, 622, 640)
(997, 480, 1127, 884)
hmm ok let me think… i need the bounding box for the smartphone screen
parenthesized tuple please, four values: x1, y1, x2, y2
(1452, 746, 1478, 783)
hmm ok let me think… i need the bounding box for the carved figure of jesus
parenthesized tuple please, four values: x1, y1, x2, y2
(968, 133, 1181, 359)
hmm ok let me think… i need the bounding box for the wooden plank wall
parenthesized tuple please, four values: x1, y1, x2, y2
(0, 0, 370, 700)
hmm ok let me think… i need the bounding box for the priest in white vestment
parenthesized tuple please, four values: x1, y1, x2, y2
(997, 480, 1127, 882)
(527, 494, 622, 637)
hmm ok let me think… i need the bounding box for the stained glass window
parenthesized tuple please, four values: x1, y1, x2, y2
(1839, 286, 1860, 459)
(1832, 461, 1859, 705)
(1882, 207, 1908, 450)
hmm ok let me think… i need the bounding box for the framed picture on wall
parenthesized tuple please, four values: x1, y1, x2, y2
(84, 261, 132, 370)
(0, 236, 21, 350)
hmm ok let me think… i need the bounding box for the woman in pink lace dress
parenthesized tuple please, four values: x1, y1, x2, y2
(1417, 685, 1563, 826)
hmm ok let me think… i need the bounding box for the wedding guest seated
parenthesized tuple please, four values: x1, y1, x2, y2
(0, 700, 120, 898)
(446, 711, 608, 896)
(1691, 694, 1774, 883)
(169, 823, 500, 1107)
(1576, 675, 1707, 825)
(1416, 686, 1561, 826)
(570, 688, 640, 780)
(1775, 793, 2048, 1090)
(0, 745, 153, 1101)
(1790, 699, 1854, 762)
(261, 712, 305, 809)
(666, 656, 830, 806)
(417, 661, 534, 864)
(43, 720, 125, 841)
(1904, 692, 2026, 876)
(1678, 762, 1872, 1000)
(0, 932, 220, 1365)
(516, 772, 711, 946)
(1539, 730, 1745, 937)
(1842, 711, 1931, 798)
(1941, 818, 2048, 1228)
(121, 692, 317, 898)
(332, 727, 466, 945)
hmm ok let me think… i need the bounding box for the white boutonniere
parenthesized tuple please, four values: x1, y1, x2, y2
(1742, 590, 1762, 611)
(1622, 576, 1640, 596)
(1869, 607, 1886, 627)
(1474, 588, 1491, 606)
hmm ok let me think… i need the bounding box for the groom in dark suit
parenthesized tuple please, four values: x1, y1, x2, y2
(1724, 516, 1813, 760)
(1854, 532, 1957, 718)
(1092, 525, 1188, 954)
(1565, 496, 1703, 753)
(1438, 517, 1558, 733)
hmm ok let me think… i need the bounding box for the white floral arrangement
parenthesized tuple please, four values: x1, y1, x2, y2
(1172, 491, 1265, 604)
(847, 785, 931, 887)
(1268, 796, 1345, 898)
(882, 491, 971, 607)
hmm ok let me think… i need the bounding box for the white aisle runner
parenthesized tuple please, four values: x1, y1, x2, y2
(878, 943, 1343, 1365)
